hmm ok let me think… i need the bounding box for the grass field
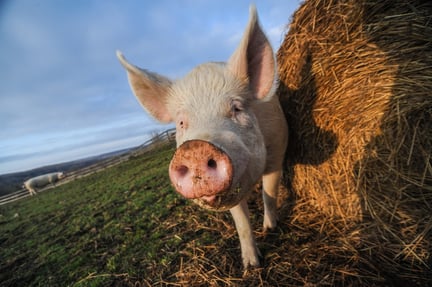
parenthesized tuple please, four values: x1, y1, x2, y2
(1, 143, 202, 286)
(1, 143, 171, 286)
(1, 141, 398, 286)
(0, 142, 280, 286)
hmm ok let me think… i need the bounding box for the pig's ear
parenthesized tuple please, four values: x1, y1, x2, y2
(228, 5, 276, 100)
(116, 51, 172, 123)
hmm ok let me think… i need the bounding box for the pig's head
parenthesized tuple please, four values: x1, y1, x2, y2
(117, 6, 276, 211)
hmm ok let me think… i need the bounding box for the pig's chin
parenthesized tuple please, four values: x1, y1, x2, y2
(192, 183, 249, 211)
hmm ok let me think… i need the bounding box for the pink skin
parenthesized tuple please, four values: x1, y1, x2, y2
(117, 6, 288, 268)
(169, 140, 233, 203)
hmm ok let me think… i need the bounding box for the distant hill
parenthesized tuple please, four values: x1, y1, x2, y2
(0, 148, 133, 196)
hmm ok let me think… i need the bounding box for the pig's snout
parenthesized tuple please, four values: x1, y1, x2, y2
(169, 140, 233, 200)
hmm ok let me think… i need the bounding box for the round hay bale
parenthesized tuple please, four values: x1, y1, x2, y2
(277, 0, 432, 285)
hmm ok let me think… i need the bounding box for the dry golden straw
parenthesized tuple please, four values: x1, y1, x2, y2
(278, 0, 432, 285)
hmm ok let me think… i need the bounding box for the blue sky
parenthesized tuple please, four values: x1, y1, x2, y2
(0, 0, 300, 175)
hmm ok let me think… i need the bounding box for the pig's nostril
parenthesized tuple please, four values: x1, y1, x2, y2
(207, 159, 217, 169)
(177, 165, 189, 177)
(169, 140, 234, 199)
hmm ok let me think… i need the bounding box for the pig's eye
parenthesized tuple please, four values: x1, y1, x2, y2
(177, 117, 187, 129)
(230, 100, 250, 126)
(230, 100, 244, 115)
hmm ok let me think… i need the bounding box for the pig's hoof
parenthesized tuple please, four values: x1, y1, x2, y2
(242, 247, 261, 269)
(243, 256, 260, 269)
(263, 214, 278, 231)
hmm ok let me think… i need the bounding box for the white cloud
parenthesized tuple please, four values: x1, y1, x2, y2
(0, 0, 300, 174)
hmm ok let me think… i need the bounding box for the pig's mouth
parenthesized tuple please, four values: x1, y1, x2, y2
(192, 183, 247, 211)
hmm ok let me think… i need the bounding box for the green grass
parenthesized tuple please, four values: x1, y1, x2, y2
(0, 141, 318, 286)
(3, 140, 420, 286)
(0, 143, 202, 286)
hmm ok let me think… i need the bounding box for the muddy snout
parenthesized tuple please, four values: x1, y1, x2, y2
(169, 140, 233, 201)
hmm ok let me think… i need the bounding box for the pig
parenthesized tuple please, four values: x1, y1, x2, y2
(117, 6, 288, 268)
(23, 172, 65, 195)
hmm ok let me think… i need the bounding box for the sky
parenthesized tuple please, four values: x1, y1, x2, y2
(0, 0, 301, 175)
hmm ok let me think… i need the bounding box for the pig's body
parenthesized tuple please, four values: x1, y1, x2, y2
(117, 6, 287, 268)
(24, 172, 65, 195)
(253, 97, 288, 229)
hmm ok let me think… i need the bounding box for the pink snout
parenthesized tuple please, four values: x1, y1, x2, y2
(169, 140, 233, 200)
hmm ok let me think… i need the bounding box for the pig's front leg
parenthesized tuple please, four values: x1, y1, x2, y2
(262, 170, 282, 230)
(229, 199, 260, 268)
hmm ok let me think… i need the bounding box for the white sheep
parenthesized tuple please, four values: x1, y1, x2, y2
(23, 172, 65, 195)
